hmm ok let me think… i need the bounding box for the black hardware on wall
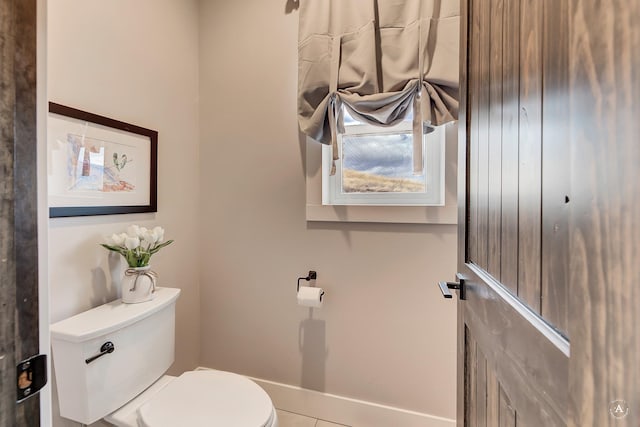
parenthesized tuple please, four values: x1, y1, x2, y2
(297, 270, 317, 292)
(16, 354, 47, 403)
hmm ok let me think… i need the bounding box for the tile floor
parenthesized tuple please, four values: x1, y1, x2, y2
(276, 409, 350, 427)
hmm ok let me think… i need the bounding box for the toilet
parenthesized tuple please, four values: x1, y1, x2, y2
(50, 287, 278, 427)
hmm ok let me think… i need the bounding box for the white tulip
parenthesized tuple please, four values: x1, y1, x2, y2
(127, 224, 141, 238)
(152, 226, 165, 242)
(124, 236, 140, 250)
(142, 229, 159, 245)
(110, 233, 126, 246)
(101, 224, 172, 265)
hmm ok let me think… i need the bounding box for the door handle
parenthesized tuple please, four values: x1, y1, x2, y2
(438, 281, 460, 298)
(437, 273, 465, 300)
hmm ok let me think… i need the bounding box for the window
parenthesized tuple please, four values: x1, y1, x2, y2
(322, 108, 445, 206)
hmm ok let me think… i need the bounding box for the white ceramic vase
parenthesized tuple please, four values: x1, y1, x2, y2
(121, 266, 157, 304)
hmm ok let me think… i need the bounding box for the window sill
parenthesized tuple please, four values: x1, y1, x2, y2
(305, 122, 458, 225)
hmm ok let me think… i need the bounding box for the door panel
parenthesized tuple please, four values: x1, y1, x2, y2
(540, 0, 570, 336)
(466, 0, 567, 324)
(498, 0, 519, 296)
(14, 0, 39, 423)
(459, 0, 570, 425)
(459, 0, 640, 426)
(497, 389, 515, 427)
(464, 306, 567, 427)
(516, 0, 543, 314)
(0, 0, 18, 417)
(486, 0, 503, 282)
(472, 0, 490, 272)
(461, 265, 568, 425)
(568, 1, 640, 425)
(0, 0, 40, 425)
(465, 0, 480, 268)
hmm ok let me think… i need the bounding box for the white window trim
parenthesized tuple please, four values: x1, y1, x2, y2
(321, 123, 445, 206)
(305, 121, 459, 224)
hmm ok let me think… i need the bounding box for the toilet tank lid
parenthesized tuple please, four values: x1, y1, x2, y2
(51, 287, 181, 343)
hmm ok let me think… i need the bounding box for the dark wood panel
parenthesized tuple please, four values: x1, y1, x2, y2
(486, 365, 500, 427)
(13, 0, 39, 422)
(0, 0, 18, 422)
(0, 0, 39, 424)
(476, 347, 487, 427)
(460, 1, 573, 425)
(475, 0, 491, 271)
(499, 386, 516, 427)
(468, 340, 517, 427)
(516, 0, 542, 313)
(486, 0, 504, 280)
(568, 1, 640, 425)
(517, 413, 530, 427)
(465, 334, 493, 427)
(540, 0, 570, 337)
(463, 264, 568, 426)
(499, 0, 520, 295)
(457, 0, 470, 423)
(458, 299, 467, 427)
(466, 327, 477, 426)
(466, 0, 480, 265)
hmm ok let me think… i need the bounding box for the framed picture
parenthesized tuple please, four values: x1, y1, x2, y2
(47, 102, 158, 217)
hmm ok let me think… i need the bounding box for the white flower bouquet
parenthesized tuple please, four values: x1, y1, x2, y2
(101, 225, 174, 268)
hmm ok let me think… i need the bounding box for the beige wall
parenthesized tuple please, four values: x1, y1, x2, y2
(47, 1, 201, 425)
(198, 0, 458, 420)
(46, 0, 458, 424)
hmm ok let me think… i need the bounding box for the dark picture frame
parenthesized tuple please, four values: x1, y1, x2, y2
(47, 102, 158, 218)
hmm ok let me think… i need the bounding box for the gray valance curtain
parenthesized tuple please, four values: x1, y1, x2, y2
(297, 0, 459, 172)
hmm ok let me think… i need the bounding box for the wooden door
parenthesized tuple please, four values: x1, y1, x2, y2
(455, 0, 640, 426)
(457, 0, 571, 422)
(0, 0, 40, 425)
(567, 1, 640, 425)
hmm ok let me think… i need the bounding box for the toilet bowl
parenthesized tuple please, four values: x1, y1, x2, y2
(105, 371, 278, 427)
(50, 287, 277, 427)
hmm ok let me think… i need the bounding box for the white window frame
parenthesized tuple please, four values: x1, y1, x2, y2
(305, 121, 458, 225)
(322, 121, 445, 206)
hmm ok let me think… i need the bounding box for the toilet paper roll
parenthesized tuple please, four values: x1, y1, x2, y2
(297, 286, 324, 308)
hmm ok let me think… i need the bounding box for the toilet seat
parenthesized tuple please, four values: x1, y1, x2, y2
(136, 370, 275, 427)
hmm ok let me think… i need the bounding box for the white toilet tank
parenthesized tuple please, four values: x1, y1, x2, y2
(51, 287, 181, 425)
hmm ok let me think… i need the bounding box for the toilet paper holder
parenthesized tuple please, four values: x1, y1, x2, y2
(297, 270, 324, 301)
(297, 270, 317, 292)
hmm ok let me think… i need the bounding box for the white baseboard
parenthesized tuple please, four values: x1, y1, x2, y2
(196, 367, 455, 427)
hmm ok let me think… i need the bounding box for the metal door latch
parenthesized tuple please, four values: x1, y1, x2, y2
(17, 354, 47, 403)
(437, 273, 466, 300)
